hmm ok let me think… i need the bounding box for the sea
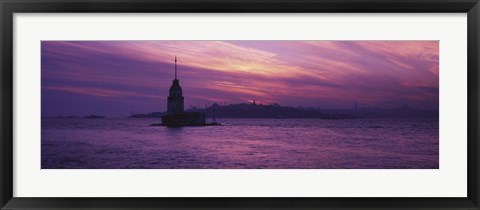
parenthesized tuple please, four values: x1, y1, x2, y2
(41, 118, 439, 169)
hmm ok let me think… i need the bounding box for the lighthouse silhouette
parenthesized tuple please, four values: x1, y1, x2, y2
(167, 55, 184, 114)
(161, 56, 210, 126)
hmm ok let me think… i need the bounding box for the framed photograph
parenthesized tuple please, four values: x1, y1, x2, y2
(1, 0, 479, 209)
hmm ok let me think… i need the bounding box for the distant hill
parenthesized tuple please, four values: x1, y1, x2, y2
(189, 103, 358, 119)
(128, 103, 438, 119)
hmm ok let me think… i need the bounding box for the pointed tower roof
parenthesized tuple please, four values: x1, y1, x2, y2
(174, 55, 177, 80)
(170, 55, 182, 92)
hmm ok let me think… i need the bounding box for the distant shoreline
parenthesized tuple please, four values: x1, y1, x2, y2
(42, 116, 439, 120)
(44, 103, 438, 120)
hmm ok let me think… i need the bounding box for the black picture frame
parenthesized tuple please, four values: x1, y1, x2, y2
(1, 0, 479, 209)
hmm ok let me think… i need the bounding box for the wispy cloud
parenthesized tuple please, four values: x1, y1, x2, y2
(41, 40, 439, 116)
(43, 86, 163, 99)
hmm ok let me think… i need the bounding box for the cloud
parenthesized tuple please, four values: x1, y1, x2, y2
(41, 40, 439, 116)
(43, 86, 163, 99)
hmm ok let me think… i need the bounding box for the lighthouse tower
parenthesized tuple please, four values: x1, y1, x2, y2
(161, 55, 209, 127)
(167, 55, 184, 114)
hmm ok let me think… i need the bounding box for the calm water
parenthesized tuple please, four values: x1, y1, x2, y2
(41, 118, 438, 169)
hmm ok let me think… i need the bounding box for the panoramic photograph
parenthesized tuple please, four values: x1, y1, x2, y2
(41, 40, 439, 169)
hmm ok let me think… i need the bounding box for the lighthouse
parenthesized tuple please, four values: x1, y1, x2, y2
(167, 55, 184, 114)
(161, 56, 209, 126)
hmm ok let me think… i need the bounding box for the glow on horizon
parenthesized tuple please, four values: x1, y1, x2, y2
(41, 41, 439, 117)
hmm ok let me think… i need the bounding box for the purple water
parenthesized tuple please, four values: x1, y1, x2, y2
(41, 118, 438, 169)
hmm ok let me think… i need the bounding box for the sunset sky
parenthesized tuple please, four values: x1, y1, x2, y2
(41, 41, 439, 117)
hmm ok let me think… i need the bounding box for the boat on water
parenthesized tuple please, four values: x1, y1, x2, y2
(151, 122, 221, 127)
(84, 114, 105, 119)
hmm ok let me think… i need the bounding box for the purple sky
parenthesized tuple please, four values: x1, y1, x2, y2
(41, 41, 439, 117)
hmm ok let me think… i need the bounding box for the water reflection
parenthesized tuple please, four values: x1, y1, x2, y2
(41, 118, 439, 169)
